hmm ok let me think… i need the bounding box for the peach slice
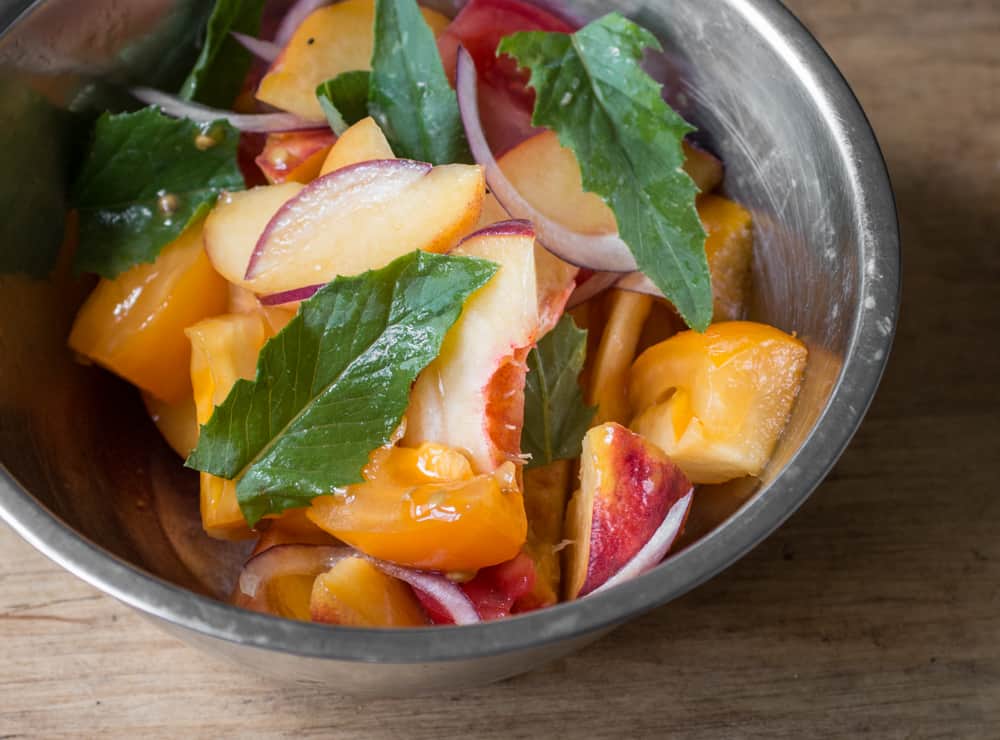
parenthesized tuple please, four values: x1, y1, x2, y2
(630, 321, 808, 484)
(404, 221, 538, 472)
(307, 443, 527, 572)
(245, 160, 485, 296)
(496, 130, 722, 236)
(588, 289, 654, 425)
(319, 116, 394, 176)
(68, 221, 229, 403)
(310, 557, 428, 627)
(472, 193, 577, 337)
(563, 423, 693, 599)
(256, 0, 450, 120)
(203, 182, 304, 291)
(142, 393, 198, 458)
(256, 130, 337, 184)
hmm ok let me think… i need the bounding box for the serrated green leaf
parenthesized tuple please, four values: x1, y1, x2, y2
(186, 251, 498, 525)
(72, 108, 244, 278)
(179, 0, 267, 108)
(368, 0, 470, 164)
(499, 13, 712, 331)
(522, 315, 595, 468)
(316, 70, 371, 135)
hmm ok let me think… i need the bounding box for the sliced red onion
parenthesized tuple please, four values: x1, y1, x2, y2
(458, 218, 534, 244)
(565, 271, 620, 309)
(235, 544, 351, 611)
(259, 284, 321, 306)
(615, 271, 664, 299)
(231, 31, 281, 63)
(591, 490, 693, 595)
(131, 87, 325, 132)
(455, 47, 637, 273)
(274, 0, 332, 47)
(369, 559, 481, 626)
(233, 542, 480, 625)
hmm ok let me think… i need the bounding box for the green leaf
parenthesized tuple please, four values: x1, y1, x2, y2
(368, 0, 470, 164)
(316, 70, 371, 135)
(186, 251, 498, 525)
(499, 14, 712, 331)
(522, 315, 595, 469)
(179, 0, 267, 108)
(72, 108, 244, 278)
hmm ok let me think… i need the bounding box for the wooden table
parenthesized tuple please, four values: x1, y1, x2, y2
(3, 1, 999, 736)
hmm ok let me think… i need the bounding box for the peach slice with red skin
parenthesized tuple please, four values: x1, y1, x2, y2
(245, 159, 485, 297)
(204, 182, 303, 292)
(404, 220, 539, 473)
(563, 423, 693, 600)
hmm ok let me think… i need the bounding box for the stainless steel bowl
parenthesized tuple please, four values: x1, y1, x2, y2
(0, 0, 899, 695)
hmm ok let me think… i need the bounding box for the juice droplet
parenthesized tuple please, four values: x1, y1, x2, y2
(157, 192, 179, 216)
(194, 133, 218, 150)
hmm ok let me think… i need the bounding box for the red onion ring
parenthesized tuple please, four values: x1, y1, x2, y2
(235, 544, 351, 611)
(455, 47, 636, 273)
(274, 0, 332, 48)
(565, 271, 620, 309)
(231, 31, 281, 63)
(259, 285, 321, 306)
(370, 561, 480, 626)
(234, 543, 480, 625)
(131, 87, 326, 132)
(614, 271, 664, 299)
(591, 490, 693, 594)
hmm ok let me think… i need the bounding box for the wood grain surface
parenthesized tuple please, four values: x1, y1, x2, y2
(3, 1, 999, 737)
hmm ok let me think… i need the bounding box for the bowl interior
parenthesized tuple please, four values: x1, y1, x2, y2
(0, 0, 897, 663)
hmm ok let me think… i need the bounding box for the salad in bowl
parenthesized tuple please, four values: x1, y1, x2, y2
(65, 0, 807, 627)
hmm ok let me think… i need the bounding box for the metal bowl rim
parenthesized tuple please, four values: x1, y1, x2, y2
(0, 0, 900, 663)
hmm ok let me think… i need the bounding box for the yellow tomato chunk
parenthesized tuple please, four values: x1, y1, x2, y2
(701, 195, 754, 322)
(310, 557, 428, 627)
(186, 312, 272, 539)
(256, 0, 450, 120)
(67, 223, 228, 403)
(142, 393, 198, 458)
(629, 321, 807, 484)
(308, 443, 527, 572)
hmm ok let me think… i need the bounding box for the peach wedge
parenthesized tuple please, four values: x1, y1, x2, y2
(404, 221, 539, 473)
(564, 423, 693, 599)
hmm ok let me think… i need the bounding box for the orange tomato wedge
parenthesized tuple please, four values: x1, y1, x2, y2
(308, 443, 527, 572)
(310, 557, 428, 627)
(630, 321, 807, 484)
